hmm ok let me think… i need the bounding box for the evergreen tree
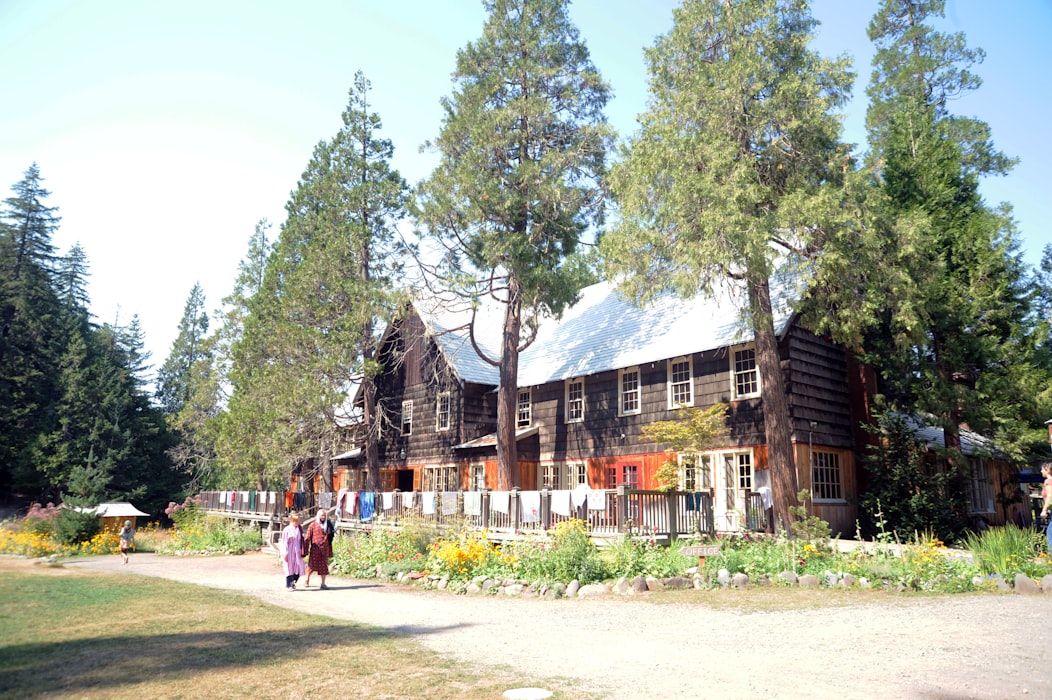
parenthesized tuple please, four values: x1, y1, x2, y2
(600, 0, 852, 528)
(857, 0, 1042, 479)
(156, 283, 210, 416)
(210, 220, 273, 489)
(415, 0, 612, 488)
(221, 72, 408, 491)
(0, 165, 65, 494)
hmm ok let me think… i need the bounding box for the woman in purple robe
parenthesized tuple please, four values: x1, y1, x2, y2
(280, 513, 306, 590)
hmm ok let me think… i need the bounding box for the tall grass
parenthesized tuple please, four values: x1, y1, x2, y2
(964, 524, 1047, 578)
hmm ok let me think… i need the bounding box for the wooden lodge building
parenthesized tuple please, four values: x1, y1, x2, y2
(324, 280, 1023, 537)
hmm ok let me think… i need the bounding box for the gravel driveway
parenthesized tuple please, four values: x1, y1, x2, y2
(67, 551, 1052, 699)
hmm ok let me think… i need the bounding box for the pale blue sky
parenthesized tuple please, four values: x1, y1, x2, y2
(1, 0, 1048, 369)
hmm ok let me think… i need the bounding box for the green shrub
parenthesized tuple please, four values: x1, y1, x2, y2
(510, 520, 608, 584)
(53, 509, 101, 546)
(965, 524, 1044, 578)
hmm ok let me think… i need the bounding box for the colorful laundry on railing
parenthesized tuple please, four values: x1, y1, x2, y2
(463, 491, 482, 516)
(359, 491, 375, 521)
(285, 491, 294, 510)
(519, 490, 541, 523)
(422, 491, 436, 515)
(490, 490, 510, 514)
(551, 489, 572, 517)
(402, 491, 416, 509)
(441, 491, 458, 516)
(382, 492, 394, 510)
(586, 490, 606, 511)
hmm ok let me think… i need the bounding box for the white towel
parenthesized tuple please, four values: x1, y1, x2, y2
(490, 490, 511, 514)
(756, 486, 773, 510)
(571, 484, 588, 509)
(519, 490, 541, 523)
(464, 491, 482, 516)
(402, 491, 416, 509)
(587, 490, 607, 511)
(268, 491, 276, 504)
(441, 491, 458, 516)
(551, 490, 572, 517)
(422, 492, 436, 515)
(382, 492, 394, 510)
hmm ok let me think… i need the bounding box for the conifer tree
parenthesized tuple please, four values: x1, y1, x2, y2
(156, 283, 210, 416)
(415, 0, 611, 488)
(600, 0, 852, 528)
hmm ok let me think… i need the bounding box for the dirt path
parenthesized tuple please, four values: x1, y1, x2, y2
(66, 551, 1052, 699)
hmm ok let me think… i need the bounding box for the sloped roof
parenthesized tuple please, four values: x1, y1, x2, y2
(71, 502, 150, 517)
(413, 278, 796, 387)
(904, 416, 1001, 457)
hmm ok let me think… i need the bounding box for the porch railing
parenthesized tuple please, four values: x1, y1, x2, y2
(196, 486, 774, 542)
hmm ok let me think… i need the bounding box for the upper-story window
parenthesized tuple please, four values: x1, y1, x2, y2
(667, 356, 694, 408)
(618, 367, 641, 416)
(811, 450, 844, 501)
(436, 392, 451, 432)
(400, 399, 413, 436)
(517, 388, 532, 429)
(565, 377, 584, 423)
(732, 345, 760, 399)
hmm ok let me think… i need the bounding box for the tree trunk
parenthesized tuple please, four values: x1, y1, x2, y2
(363, 377, 381, 491)
(496, 286, 522, 490)
(749, 275, 798, 532)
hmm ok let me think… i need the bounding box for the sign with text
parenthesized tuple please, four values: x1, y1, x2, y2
(680, 545, 721, 558)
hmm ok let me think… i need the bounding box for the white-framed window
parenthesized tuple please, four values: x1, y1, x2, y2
(967, 457, 994, 514)
(540, 462, 588, 490)
(729, 451, 753, 491)
(469, 463, 486, 491)
(542, 463, 561, 490)
(400, 399, 414, 436)
(667, 356, 694, 408)
(678, 453, 713, 491)
(618, 367, 641, 416)
(436, 392, 451, 432)
(424, 464, 458, 492)
(565, 377, 584, 423)
(811, 450, 844, 501)
(732, 346, 760, 399)
(568, 461, 587, 487)
(517, 388, 532, 429)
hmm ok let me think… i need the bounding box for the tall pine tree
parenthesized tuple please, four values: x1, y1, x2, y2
(600, 0, 853, 528)
(415, 0, 611, 488)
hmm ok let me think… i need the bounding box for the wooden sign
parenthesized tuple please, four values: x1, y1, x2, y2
(680, 545, 721, 558)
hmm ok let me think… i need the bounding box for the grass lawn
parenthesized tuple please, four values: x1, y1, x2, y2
(0, 559, 590, 699)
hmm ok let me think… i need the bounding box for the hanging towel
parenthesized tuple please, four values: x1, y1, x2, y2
(464, 491, 482, 516)
(382, 492, 394, 511)
(268, 491, 276, 504)
(422, 492, 436, 515)
(441, 491, 458, 516)
(402, 491, 416, 509)
(519, 490, 541, 523)
(490, 491, 511, 514)
(551, 490, 572, 517)
(285, 491, 294, 510)
(571, 484, 589, 509)
(587, 490, 607, 511)
(335, 488, 348, 516)
(319, 492, 332, 509)
(756, 486, 773, 510)
(359, 492, 375, 521)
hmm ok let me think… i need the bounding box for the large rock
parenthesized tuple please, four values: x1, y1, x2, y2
(663, 576, 691, 590)
(717, 568, 731, 588)
(646, 577, 665, 592)
(630, 576, 649, 594)
(612, 576, 632, 595)
(565, 580, 581, 597)
(503, 583, 525, 596)
(798, 574, 820, 588)
(1014, 573, 1040, 594)
(731, 572, 749, 589)
(778, 571, 798, 586)
(577, 583, 610, 597)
